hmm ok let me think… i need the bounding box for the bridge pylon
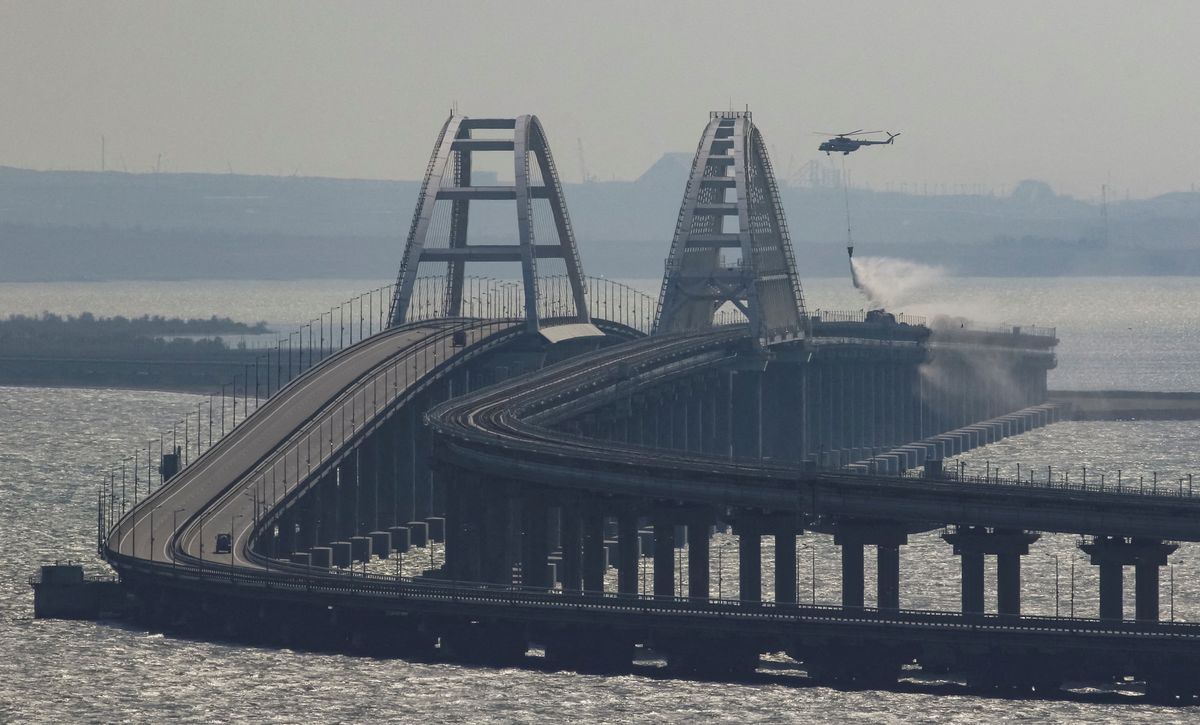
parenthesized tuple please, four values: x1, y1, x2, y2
(388, 114, 590, 332)
(653, 112, 807, 343)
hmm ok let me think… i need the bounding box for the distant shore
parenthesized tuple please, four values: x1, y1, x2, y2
(1050, 390, 1200, 421)
(0, 313, 273, 393)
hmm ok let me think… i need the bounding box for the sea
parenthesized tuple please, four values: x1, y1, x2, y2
(2, 275, 1200, 723)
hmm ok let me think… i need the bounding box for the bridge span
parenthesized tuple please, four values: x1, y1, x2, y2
(86, 111, 1200, 700)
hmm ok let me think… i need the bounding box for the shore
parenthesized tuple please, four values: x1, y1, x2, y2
(1050, 390, 1200, 421)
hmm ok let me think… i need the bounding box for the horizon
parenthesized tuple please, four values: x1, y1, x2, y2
(4, 1, 1200, 199)
(3, 161, 1195, 205)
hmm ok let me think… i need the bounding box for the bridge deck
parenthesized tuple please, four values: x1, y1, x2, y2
(109, 319, 521, 568)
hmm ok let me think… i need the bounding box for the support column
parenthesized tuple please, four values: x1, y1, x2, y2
(996, 552, 1021, 616)
(731, 368, 763, 459)
(687, 519, 710, 600)
(653, 519, 676, 597)
(734, 520, 762, 602)
(961, 551, 985, 614)
(617, 510, 639, 595)
(480, 482, 512, 585)
(877, 544, 900, 611)
(840, 541, 865, 608)
(581, 505, 605, 594)
(836, 520, 908, 609)
(1135, 562, 1160, 622)
(560, 503, 582, 592)
(1099, 560, 1124, 620)
(521, 494, 550, 588)
(1081, 536, 1176, 622)
(943, 526, 1038, 616)
(774, 530, 798, 605)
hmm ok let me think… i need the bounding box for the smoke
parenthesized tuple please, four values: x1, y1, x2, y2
(849, 256, 946, 310)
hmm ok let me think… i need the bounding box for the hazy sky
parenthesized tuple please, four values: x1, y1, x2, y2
(3, 1, 1198, 199)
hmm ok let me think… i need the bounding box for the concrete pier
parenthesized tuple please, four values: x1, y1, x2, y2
(835, 521, 908, 610)
(1080, 536, 1177, 621)
(943, 527, 1039, 616)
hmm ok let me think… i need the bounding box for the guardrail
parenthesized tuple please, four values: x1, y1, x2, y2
(884, 466, 1199, 500)
(105, 550, 1200, 643)
(810, 309, 928, 327)
(95, 275, 661, 550)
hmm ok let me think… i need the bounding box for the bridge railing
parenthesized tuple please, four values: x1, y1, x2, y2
(107, 549, 1200, 640)
(809, 308, 928, 327)
(841, 465, 1200, 500)
(96, 274, 660, 548)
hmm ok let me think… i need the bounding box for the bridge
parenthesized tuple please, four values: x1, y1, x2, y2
(94, 112, 1200, 700)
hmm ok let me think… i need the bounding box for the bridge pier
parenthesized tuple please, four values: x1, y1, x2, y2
(730, 368, 764, 459)
(653, 516, 676, 597)
(617, 510, 639, 595)
(481, 482, 514, 584)
(559, 502, 583, 592)
(942, 526, 1039, 616)
(581, 505, 606, 593)
(834, 521, 908, 610)
(732, 519, 762, 602)
(687, 513, 711, 600)
(521, 494, 551, 588)
(1080, 536, 1177, 621)
(774, 528, 799, 604)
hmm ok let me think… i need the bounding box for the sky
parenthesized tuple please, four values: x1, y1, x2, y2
(2, 0, 1198, 199)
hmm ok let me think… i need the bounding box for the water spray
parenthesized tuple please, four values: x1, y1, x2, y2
(842, 155, 860, 290)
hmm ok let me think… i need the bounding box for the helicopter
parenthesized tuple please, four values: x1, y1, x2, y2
(817, 130, 900, 155)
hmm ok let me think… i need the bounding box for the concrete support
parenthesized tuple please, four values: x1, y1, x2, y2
(735, 522, 762, 602)
(1098, 560, 1123, 620)
(687, 520, 710, 600)
(775, 531, 798, 604)
(943, 527, 1039, 616)
(1081, 536, 1177, 622)
(960, 551, 985, 614)
(480, 485, 511, 585)
(730, 368, 763, 459)
(617, 510, 639, 595)
(653, 519, 675, 597)
(996, 552, 1021, 616)
(560, 504, 582, 592)
(835, 521, 908, 609)
(840, 541, 865, 608)
(581, 506, 605, 594)
(877, 544, 900, 611)
(1136, 563, 1161, 622)
(521, 495, 550, 589)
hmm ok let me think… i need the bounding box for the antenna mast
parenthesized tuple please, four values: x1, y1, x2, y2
(576, 138, 590, 183)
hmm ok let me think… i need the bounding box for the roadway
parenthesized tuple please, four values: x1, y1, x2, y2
(99, 320, 1200, 669)
(109, 318, 521, 570)
(429, 330, 1200, 541)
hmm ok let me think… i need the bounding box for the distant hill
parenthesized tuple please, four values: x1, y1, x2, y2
(2, 164, 1198, 281)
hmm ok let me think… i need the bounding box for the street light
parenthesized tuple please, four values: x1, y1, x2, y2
(1049, 552, 1060, 617)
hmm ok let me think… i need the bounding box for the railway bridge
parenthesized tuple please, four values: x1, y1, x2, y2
(96, 112, 1200, 699)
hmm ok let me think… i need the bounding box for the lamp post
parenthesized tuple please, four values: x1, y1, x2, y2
(1049, 553, 1060, 617)
(1171, 560, 1179, 622)
(1070, 554, 1076, 617)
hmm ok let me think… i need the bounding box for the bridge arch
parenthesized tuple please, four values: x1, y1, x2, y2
(654, 111, 808, 344)
(388, 114, 589, 334)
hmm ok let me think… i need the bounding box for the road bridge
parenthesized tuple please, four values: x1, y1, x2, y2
(90, 112, 1200, 700)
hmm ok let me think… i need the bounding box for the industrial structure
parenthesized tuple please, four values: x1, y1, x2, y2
(79, 112, 1200, 700)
